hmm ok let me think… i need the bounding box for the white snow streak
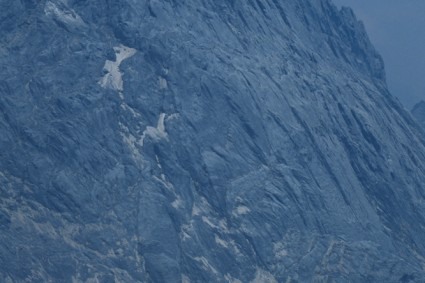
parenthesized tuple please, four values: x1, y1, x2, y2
(225, 274, 243, 283)
(194, 257, 218, 275)
(166, 113, 180, 121)
(139, 113, 168, 146)
(215, 235, 229, 248)
(182, 275, 191, 283)
(44, 1, 85, 27)
(158, 77, 168, 89)
(99, 45, 136, 91)
(251, 269, 278, 283)
(233, 205, 251, 217)
(119, 122, 143, 164)
(171, 197, 183, 209)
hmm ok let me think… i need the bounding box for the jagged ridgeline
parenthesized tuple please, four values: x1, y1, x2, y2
(412, 101, 425, 129)
(1, 0, 425, 282)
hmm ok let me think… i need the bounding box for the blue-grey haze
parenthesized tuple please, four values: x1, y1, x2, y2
(333, 0, 425, 108)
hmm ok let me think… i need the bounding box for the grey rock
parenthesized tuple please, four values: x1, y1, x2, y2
(412, 101, 425, 129)
(1, 0, 425, 282)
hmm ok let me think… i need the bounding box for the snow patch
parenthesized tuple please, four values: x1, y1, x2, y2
(251, 269, 278, 283)
(166, 113, 180, 121)
(225, 274, 243, 283)
(119, 122, 143, 164)
(192, 205, 202, 216)
(44, 1, 85, 27)
(181, 224, 193, 241)
(120, 103, 141, 118)
(139, 113, 168, 146)
(219, 219, 230, 233)
(153, 175, 174, 190)
(171, 197, 183, 209)
(273, 242, 288, 258)
(155, 155, 163, 169)
(233, 205, 251, 216)
(159, 77, 168, 89)
(122, 133, 138, 156)
(157, 113, 166, 135)
(202, 216, 219, 229)
(194, 257, 218, 275)
(191, 197, 217, 219)
(153, 154, 175, 190)
(215, 235, 229, 248)
(99, 45, 136, 91)
(215, 232, 242, 256)
(182, 275, 191, 283)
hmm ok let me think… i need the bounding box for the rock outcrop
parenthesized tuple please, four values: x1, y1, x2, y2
(1, 0, 425, 282)
(412, 100, 425, 129)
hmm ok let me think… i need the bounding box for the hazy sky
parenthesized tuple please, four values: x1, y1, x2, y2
(332, 0, 425, 109)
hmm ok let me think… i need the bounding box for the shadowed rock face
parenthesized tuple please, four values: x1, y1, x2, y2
(1, 0, 425, 282)
(412, 101, 425, 129)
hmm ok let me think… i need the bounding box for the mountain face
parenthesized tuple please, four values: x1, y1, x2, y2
(2, 0, 425, 282)
(412, 101, 425, 129)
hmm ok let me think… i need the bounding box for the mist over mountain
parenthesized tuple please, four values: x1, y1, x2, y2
(332, 0, 425, 109)
(1, 0, 425, 282)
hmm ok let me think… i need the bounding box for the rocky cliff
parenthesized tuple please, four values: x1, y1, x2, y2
(412, 101, 425, 129)
(1, 0, 425, 282)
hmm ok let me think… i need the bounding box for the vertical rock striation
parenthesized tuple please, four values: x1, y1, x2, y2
(412, 100, 425, 129)
(1, 0, 425, 282)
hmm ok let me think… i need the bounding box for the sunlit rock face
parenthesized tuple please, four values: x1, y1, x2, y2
(1, 0, 425, 282)
(412, 101, 425, 129)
